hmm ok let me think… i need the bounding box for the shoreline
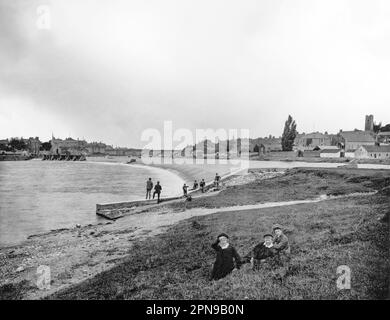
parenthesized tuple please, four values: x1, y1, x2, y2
(50, 167, 390, 300)
(1, 167, 389, 299)
(0, 159, 186, 249)
(4, 157, 389, 247)
(0, 168, 284, 300)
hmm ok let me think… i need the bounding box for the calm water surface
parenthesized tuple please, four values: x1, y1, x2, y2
(1, 158, 389, 247)
(0, 159, 184, 247)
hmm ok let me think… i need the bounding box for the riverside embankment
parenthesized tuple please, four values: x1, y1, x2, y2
(1, 167, 389, 299)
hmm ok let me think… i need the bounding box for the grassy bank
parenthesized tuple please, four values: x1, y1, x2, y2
(49, 168, 390, 300)
(160, 167, 390, 210)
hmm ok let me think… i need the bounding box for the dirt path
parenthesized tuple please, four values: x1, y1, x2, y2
(0, 185, 376, 300)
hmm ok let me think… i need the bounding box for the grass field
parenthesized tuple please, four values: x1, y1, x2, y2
(49, 168, 390, 300)
(160, 167, 389, 209)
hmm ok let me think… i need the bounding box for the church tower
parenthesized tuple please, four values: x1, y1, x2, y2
(365, 115, 374, 131)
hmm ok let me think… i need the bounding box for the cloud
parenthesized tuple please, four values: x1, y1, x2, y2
(0, 0, 390, 147)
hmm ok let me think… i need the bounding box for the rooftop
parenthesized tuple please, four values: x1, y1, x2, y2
(377, 131, 390, 136)
(320, 149, 341, 153)
(296, 132, 331, 139)
(360, 145, 390, 152)
(340, 131, 375, 142)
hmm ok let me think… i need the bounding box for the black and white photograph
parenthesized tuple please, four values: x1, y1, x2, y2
(0, 0, 389, 306)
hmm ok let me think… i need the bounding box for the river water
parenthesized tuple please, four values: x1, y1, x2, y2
(0, 159, 184, 247)
(1, 158, 389, 247)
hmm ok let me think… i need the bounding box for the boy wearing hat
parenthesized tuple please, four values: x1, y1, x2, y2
(272, 224, 291, 264)
(243, 233, 276, 270)
(210, 233, 242, 280)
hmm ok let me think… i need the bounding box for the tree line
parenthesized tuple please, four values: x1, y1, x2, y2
(0, 138, 51, 152)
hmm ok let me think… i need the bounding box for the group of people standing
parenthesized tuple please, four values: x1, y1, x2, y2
(145, 178, 162, 203)
(146, 173, 222, 203)
(182, 178, 206, 197)
(183, 173, 221, 197)
(210, 224, 290, 280)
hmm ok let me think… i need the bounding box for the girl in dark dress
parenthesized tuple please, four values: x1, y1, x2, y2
(210, 233, 242, 280)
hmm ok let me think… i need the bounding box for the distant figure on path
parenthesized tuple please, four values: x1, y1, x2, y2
(242, 233, 276, 270)
(146, 178, 153, 200)
(214, 173, 221, 188)
(210, 233, 241, 281)
(192, 180, 198, 190)
(153, 181, 162, 203)
(183, 183, 188, 197)
(200, 179, 206, 193)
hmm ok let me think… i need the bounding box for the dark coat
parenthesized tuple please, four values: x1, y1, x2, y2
(211, 242, 241, 280)
(146, 180, 153, 190)
(243, 242, 276, 263)
(154, 184, 162, 193)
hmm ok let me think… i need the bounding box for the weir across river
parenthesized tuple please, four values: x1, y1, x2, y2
(42, 154, 86, 161)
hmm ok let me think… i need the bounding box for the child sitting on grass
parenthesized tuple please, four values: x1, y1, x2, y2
(210, 233, 242, 280)
(242, 233, 276, 270)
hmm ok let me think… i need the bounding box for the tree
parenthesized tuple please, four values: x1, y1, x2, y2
(40, 141, 52, 151)
(381, 124, 390, 132)
(281, 115, 297, 151)
(0, 143, 12, 151)
(373, 122, 382, 133)
(9, 138, 27, 151)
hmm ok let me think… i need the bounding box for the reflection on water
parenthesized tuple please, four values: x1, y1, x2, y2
(1, 158, 388, 247)
(0, 160, 184, 247)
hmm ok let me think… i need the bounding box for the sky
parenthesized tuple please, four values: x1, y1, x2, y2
(0, 0, 390, 148)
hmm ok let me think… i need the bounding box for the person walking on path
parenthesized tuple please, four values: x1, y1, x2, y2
(183, 183, 188, 197)
(153, 181, 162, 203)
(200, 179, 206, 193)
(214, 173, 221, 189)
(192, 180, 198, 190)
(210, 233, 242, 280)
(146, 178, 153, 200)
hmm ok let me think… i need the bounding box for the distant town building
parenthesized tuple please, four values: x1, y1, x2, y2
(249, 137, 282, 153)
(339, 131, 375, 151)
(105, 147, 141, 157)
(377, 131, 390, 144)
(355, 145, 390, 159)
(313, 145, 339, 151)
(86, 142, 107, 155)
(23, 137, 41, 155)
(344, 150, 355, 158)
(294, 132, 334, 151)
(0, 139, 8, 148)
(50, 136, 89, 155)
(319, 149, 342, 158)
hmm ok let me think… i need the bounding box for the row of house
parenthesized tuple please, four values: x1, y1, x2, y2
(306, 130, 390, 160)
(293, 114, 390, 159)
(50, 136, 141, 157)
(319, 145, 390, 160)
(293, 130, 379, 151)
(180, 136, 283, 158)
(1, 136, 142, 157)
